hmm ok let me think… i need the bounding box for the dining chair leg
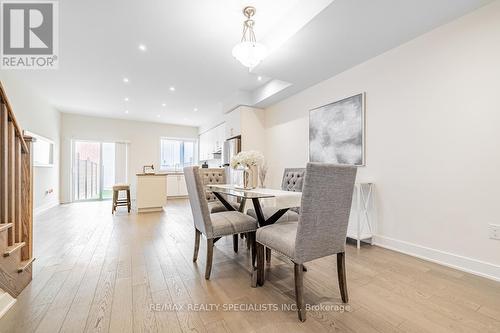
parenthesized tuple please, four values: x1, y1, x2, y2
(256, 242, 265, 286)
(127, 189, 131, 213)
(248, 232, 256, 267)
(337, 252, 348, 303)
(233, 234, 238, 253)
(294, 263, 306, 322)
(193, 229, 201, 262)
(112, 190, 117, 214)
(205, 239, 214, 280)
(265, 247, 271, 264)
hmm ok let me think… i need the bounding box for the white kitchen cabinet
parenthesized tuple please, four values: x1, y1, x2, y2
(166, 175, 178, 197)
(178, 175, 188, 196)
(199, 123, 225, 161)
(199, 133, 206, 161)
(214, 124, 224, 152)
(167, 174, 188, 197)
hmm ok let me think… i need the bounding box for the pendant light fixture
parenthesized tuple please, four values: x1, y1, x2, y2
(232, 6, 268, 69)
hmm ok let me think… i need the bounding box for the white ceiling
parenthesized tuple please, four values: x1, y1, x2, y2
(1, 0, 492, 128)
(253, 0, 494, 107)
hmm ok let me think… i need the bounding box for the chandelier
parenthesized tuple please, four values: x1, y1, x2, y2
(232, 6, 268, 69)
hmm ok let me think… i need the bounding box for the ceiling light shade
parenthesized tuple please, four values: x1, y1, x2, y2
(232, 42, 267, 68)
(232, 6, 267, 69)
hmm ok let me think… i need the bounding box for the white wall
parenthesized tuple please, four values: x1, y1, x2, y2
(0, 74, 61, 214)
(60, 113, 198, 203)
(263, 2, 500, 280)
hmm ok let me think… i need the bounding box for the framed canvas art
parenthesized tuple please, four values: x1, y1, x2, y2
(309, 93, 365, 166)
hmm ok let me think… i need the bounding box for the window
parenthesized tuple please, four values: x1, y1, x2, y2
(25, 131, 54, 167)
(160, 138, 196, 170)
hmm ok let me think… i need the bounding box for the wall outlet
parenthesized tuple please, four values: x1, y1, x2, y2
(489, 224, 500, 240)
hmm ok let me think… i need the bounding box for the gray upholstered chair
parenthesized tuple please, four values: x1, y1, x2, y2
(247, 168, 306, 263)
(253, 163, 357, 322)
(198, 168, 238, 213)
(247, 168, 305, 223)
(184, 166, 258, 279)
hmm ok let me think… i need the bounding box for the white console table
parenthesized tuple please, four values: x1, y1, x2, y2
(347, 182, 375, 249)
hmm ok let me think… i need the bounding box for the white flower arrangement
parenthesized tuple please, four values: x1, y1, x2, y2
(230, 150, 264, 169)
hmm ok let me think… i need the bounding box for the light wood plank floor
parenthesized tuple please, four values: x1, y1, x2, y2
(1, 200, 500, 333)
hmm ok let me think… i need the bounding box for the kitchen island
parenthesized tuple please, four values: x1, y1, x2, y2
(136, 173, 167, 213)
(136, 172, 188, 213)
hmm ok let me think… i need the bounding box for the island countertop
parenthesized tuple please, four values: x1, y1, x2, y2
(136, 172, 183, 176)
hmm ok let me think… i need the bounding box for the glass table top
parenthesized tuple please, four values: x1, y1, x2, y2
(206, 184, 276, 199)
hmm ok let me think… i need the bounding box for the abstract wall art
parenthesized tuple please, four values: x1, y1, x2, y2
(309, 93, 365, 166)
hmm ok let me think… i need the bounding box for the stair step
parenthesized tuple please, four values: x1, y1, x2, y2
(17, 257, 35, 273)
(0, 223, 13, 233)
(3, 242, 26, 257)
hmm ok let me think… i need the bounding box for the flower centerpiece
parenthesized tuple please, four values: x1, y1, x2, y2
(230, 150, 264, 189)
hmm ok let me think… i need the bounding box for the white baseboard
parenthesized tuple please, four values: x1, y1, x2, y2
(0, 291, 16, 319)
(373, 235, 500, 282)
(34, 201, 60, 216)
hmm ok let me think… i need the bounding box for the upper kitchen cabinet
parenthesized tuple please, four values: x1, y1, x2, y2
(199, 106, 265, 162)
(199, 122, 225, 161)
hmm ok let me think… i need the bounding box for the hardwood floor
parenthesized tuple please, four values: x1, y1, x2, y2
(1, 199, 500, 332)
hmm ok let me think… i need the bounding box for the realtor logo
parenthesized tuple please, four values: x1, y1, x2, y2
(1, 0, 59, 69)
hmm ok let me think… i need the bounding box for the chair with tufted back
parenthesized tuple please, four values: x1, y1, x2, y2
(281, 168, 306, 214)
(281, 168, 306, 193)
(185, 166, 258, 279)
(247, 167, 306, 223)
(199, 168, 238, 213)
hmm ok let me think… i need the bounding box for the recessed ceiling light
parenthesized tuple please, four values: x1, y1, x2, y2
(123, 77, 129, 83)
(257, 76, 262, 81)
(124, 97, 129, 102)
(156, 114, 161, 118)
(138, 44, 147, 51)
(193, 108, 198, 112)
(125, 110, 129, 114)
(169, 86, 175, 92)
(161, 103, 166, 107)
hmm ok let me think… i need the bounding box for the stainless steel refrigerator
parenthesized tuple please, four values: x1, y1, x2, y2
(222, 136, 241, 186)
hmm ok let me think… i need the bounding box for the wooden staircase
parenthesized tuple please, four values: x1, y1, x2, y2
(0, 81, 35, 298)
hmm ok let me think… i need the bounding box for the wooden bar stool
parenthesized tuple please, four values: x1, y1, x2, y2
(112, 184, 131, 214)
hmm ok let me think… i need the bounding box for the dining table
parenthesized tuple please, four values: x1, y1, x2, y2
(206, 184, 302, 226)
(207, 184, 307, 279)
